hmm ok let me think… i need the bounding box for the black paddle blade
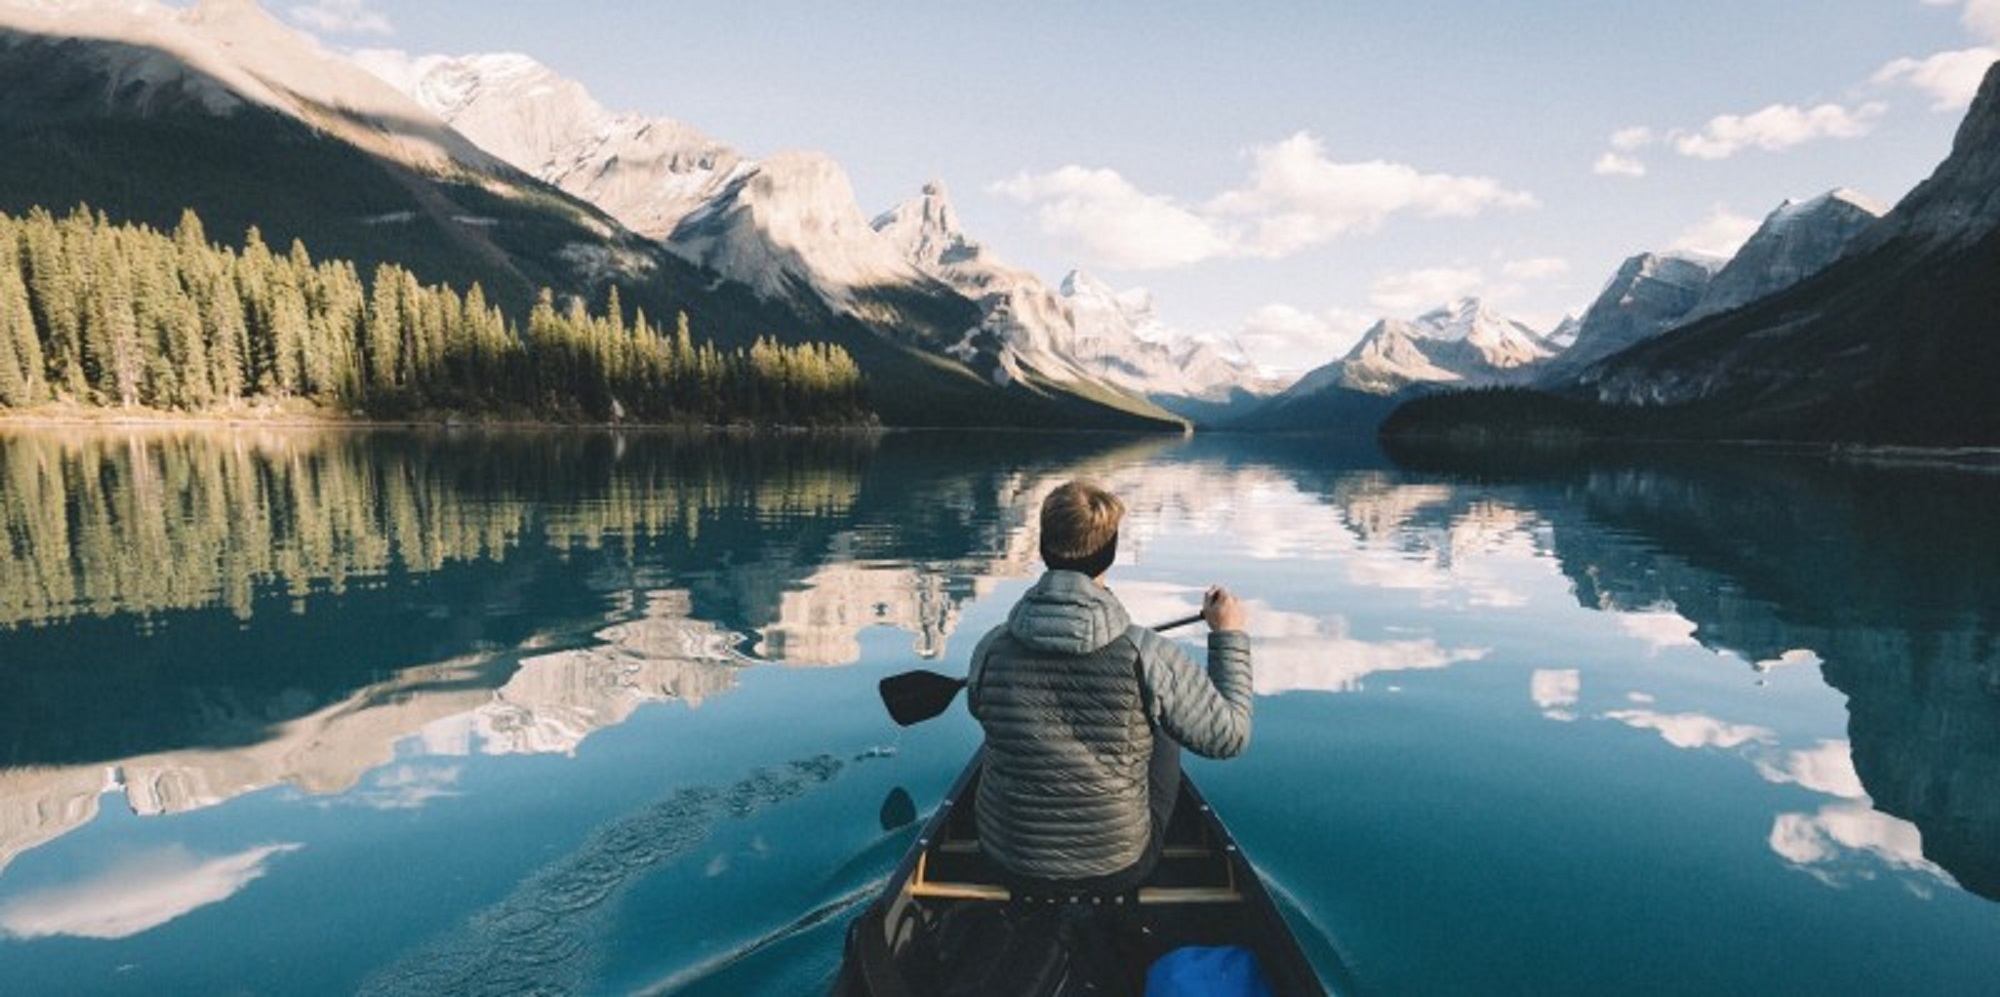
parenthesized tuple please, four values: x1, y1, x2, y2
(878, 786, 918, 831)
(879, 670, 967, 727)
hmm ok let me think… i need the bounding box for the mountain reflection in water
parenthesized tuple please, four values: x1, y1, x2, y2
(0, 428, 1996, 994)
(1538, 452, 2000, 899)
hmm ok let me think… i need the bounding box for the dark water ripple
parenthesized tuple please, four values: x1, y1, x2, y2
(358, 757, 845, 997)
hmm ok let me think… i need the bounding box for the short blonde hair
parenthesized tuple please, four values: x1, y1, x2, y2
(1040, 480, 1124, 570)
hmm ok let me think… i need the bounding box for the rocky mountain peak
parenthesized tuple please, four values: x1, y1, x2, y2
(1864, 59, 2000, 249)
(872, 179, 978, 269)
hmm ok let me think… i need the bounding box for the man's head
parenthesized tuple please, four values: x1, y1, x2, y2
(1040, 479, 1124, 577)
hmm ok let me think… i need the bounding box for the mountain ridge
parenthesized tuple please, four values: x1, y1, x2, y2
(0, 1, 1186, 428)
(1387, 63, 2000, 446)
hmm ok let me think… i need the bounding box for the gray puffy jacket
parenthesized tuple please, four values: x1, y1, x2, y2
(966, 570, 1253, 880)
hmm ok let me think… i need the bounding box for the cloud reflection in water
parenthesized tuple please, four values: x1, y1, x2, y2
(0, 842, 301, 940)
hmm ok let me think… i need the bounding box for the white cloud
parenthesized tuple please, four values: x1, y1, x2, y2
(1592, 152, 1648, 178)
(1872, 47, 2000, 110)
(1605, 708, 1773, 750)
(1248, 609, 1489, 694)
(1673, 102, 1886, 160)
(353, 763, 464, 810)
(1753, 647, 1824, 672)
(1769, 802, 1947, 882)
(288, 0, 394, 36)
(1230, 303, 1373, 374)
(993, 132, 1535, 270)
(1930, 0, 2000, 44)
(1609, 126, 1658, 151)
(1673, 205, 1761, 259)
(1502, 256, 1569, 281)
(1593, 127, 1656, 177)
(1370, 266, 1486, 313)
(1209, 133, 1538, 256)
(350, 48, 429, 92)
(0, 844, 301, 940)
(990, 167, 1232, 269)
(1613, 610, 1701, 652)
(1755, 740, 1866, 799)
(1532, 668, 1581, 720)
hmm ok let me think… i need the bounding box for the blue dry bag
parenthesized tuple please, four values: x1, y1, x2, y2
(1145, 945, 1276, 997)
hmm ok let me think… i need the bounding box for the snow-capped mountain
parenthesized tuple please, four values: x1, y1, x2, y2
(0, 0, 1194, 428)
(1062, 271, 1280, 404)
(359, 51, 748, 241)
(1541, 190, 1883, 384)
(1682, 188, 1885, 323)
(374, 55, 1256, 416)
(369, 51, 930, 316)
(1234, 298, 1554, 431)
(1295, 298, 1556, 397)
(872, 181, 1274, 407)
(0, 0, 708, 306)
(1574, 60, 2000, 443)
(1539, 251, 1723, 378)
(0, 0, 505, 175)
(668, 150, 952, 314)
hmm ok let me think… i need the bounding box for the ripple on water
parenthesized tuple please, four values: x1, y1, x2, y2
(357, 755, 848, 997)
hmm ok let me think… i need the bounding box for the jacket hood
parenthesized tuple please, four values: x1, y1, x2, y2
(1005, 570, 1132, 655)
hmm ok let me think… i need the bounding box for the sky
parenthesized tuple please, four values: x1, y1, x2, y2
(285, 0, 1999, 376)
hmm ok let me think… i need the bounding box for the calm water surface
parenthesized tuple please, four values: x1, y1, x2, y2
(1, 427, 1996, 995)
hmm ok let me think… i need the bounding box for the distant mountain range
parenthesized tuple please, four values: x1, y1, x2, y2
(3, 0, 1994, 442)
(1251, 186, 1900, 434)
(1561, 62, 2000, 445)
(1378, 64, 2000, 445)
(378, 51, 1267, 422)
(0, 0, 1189, 429)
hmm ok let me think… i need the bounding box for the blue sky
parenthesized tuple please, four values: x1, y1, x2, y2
(292, 1, 1997, 374)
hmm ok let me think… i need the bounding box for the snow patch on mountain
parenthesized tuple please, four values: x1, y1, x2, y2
(873, 182, 1273, 402)
(1682, 188, 1885, 322)
(1295, 298, 1556, 396)
(0, 0, 504, 173)
(671, 151, 953, 315)
(360, 50, 747, 241)
(375, 48, 1263, 408)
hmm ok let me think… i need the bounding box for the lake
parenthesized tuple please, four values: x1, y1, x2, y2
(1, 426, 1996, 995)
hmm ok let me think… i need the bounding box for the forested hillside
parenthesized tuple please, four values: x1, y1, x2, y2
(0, 206, 868, 424)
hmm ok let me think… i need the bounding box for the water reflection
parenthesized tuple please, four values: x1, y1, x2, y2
(0, 843, 302, 940)
(1428, 448, 2000, 901)
(2, 427, 1997, 990)
(0, 428, 1191, 876)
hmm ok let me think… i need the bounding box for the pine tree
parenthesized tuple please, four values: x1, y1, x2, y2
(365, 264, 404, 399)
(206, 268, 248, 404)
(0, 238, 48, 406)
(20, 208, 86, 398)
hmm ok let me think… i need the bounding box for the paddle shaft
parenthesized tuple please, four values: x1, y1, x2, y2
(878, 611, 1207, 726)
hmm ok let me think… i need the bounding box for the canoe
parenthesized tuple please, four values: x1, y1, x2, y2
(833, 750, 1330, 995)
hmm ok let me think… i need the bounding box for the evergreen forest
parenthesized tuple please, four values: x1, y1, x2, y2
(0, 206, 870, 425)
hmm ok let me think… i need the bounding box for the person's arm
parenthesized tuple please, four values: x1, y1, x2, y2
(1133, 587, 1253, 758)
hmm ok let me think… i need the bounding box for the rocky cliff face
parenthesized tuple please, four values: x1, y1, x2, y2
(1575, 60, 2000, 443)
(1862, 60, 2000, 250)
(1542, 252, 1721, 377)
(1683, 189, 1885, 322)
(872, 182, 1269, 407)
(378, 52, 748, 242)
(1282, 298, 1553, 398)
(670, 151, 948, 313)
(0, 0, 505, 173)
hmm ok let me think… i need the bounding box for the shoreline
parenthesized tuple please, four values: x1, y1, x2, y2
(0, 402, 880, 435)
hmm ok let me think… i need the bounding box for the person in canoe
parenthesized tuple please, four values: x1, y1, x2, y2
(965, 478, 1254, 897)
